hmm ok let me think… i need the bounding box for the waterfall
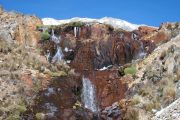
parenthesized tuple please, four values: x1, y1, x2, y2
(51, 29, 60, 44)
(74, 27, 77, 37)
(74, 27, 81, 37)
(51, 29, 64, 63)
(138, 41, 146, 58)
(51, 46, 64, 63)
(120, 32, 124, 39)
(132, 33, 138, 40)
(131, 32, 146, 59)
(82, 77, 98, 113)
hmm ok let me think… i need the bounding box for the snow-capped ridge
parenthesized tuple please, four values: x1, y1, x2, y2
(42, 17, 145, 31)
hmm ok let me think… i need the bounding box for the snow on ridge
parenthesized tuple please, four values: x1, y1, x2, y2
(42, 17, 146, 31)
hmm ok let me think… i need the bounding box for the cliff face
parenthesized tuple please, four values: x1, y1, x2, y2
(43, 23, 157, 70)
(0, 7, 42, 46)
(40, 23, 159, 110)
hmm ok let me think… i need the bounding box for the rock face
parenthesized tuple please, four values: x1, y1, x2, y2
(44, 23, 156, 70)
(40, 23, 157, 112)
(140, 23, 180, 45)
(85, 70, 127, 109)
(0, 8, 42, 46)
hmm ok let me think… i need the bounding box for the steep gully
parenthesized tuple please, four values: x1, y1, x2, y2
(23, 23, 158, 119)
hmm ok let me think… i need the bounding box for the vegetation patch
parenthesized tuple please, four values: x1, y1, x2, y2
(124, 66, 137, 75)
(47, 71, 67, 77)
(66, 21, 85, 27)
(41, 31, 50, 40)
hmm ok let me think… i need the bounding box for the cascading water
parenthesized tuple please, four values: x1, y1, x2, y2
(82, 77, 98, 113)
(131, 32, 146, 59)
(138, 41, 146, 58)
(132, 32, 138, 40)
(51, 29, 60, 44)
(120, 32, 124, 39)
(51, 29, 64, 63)
(74, 27, 81, 37)
(51, 46, 64, 63)
(74, 27, 77, 37)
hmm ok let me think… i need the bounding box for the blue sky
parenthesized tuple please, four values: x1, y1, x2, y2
(0, 0, 180, 26)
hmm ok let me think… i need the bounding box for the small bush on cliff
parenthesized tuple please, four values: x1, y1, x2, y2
(124, 67, 137, 75)
(68, 21, 85, 27)
(41, 31, 50, 40)
(36, 25, 43, 30)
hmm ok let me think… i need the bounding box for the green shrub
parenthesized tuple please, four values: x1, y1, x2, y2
(36, 25, 43, 30)
(124, 67, 137, 75)
(41, 31, 50, 40)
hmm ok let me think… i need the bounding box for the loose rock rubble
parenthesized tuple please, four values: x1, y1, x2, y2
(152, 98, 180, 120)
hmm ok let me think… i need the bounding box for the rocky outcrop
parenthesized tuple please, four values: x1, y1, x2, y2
(140, 23, 180, 45)
(0, 8, 42, 46)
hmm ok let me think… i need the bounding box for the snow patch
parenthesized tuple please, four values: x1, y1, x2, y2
(97, 65, 113, 71)
(42, 17, 146, 31)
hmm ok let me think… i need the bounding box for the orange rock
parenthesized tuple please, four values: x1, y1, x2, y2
(20, 71, 33, 86)
(15, 15, 42, 46)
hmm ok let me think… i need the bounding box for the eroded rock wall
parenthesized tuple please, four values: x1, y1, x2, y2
(0, 8, 42, 46)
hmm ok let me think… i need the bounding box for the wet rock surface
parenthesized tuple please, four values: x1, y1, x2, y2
(101, 102, 122, 120)
(42, 23, 156, 70)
